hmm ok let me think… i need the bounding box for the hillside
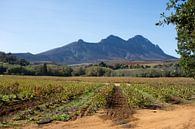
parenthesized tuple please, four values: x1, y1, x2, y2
(15, 35, 177, 64)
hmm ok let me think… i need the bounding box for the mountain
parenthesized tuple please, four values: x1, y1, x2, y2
(14, 35, 177, 64)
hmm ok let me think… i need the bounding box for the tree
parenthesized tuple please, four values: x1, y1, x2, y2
(86, 66, 105, 76)
(63, 66, 73, 76)
(40, 63, 48, 75)
(7, 66, 34, 75)
(98, 62, 107, 67)
(71, 67, 85, 76)
(0, 52, 30, 66)
(157, 0, 195, 77)
(0, 63, 6, 74)
(19, 59, 30, 66)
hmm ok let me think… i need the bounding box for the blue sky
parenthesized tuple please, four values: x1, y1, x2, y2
(0, 0, 178, 57)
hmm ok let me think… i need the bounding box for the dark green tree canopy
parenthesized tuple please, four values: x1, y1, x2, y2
(157, 0, 195, 77)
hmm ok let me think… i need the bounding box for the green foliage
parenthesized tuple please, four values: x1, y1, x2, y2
(71, 67, 86, 76)
(98, 61, 107, 67)
(0, 52, 29, 66)
(7, 66, 35, 75)
(157, 0, 195, 77)
(64, 66, 73, 76)
(114, 66, 184, 77)
(122, 82, 195, 108)
(0, 77, 103, 106)
(19, 59, 30, 66)
(86, 66, 112, 76)
(0, 76, 194, 127)
(0, 61, 186, 77)
(53, 114, 70, 121)
(0, 76, 114, 126)
(0, 65, 6, 74)
(86, 66, 104, 76)
(42, 63, 48, 75)
(113, 63, 128, 70)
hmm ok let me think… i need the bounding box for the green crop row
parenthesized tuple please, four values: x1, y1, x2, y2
(122, 83, 195, 108)
(0, 77, 114, 127)
(0, 77, 104, 107)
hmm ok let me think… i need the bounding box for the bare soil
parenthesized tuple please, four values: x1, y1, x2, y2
(18, 105, 195, 129)
(0, 100, 39, 116)
(105, 86, 133, 127)
(106, 86, 133, 121)
(132, 105, 195, 129)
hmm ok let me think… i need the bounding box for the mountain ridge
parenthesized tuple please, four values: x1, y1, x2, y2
(14, 35, 177, 64)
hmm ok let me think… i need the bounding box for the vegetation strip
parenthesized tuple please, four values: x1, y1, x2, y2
(0, 76, 195, 128)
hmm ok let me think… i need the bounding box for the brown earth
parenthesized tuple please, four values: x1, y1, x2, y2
(133, 105, 195, 129)
(0, 100, 39, 117)
(105, 86, 133, 127)
(22, 113, 121, 129)
(19, 105, 195, 129)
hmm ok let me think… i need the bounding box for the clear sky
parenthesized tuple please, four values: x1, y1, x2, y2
(0, 0, 178, 57)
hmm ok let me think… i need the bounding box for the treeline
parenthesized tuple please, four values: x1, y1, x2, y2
(0, 61, 186, 77)
(97, 61, 151, 70)
(0, 64, 111, 76)
(0, 52, 29, 66)
(0, 53, 185, 77)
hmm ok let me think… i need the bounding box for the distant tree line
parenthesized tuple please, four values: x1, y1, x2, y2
(97, 61, 151, 70)
(0, 59, 187, 77)
(0, 52, 29, 66)
(0, 52, 185, 77)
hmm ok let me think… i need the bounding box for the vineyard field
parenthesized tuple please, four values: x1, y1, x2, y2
(0, 75, 195, 128)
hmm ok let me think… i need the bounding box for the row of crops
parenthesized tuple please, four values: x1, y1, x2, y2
(0, 76, 195, 128)
(0, 77, 114, 127)
(121, 83, 195, 109)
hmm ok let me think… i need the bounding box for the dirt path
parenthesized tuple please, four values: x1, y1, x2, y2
(23, 113, 122, 129)
(21, 105, 195, 129)
(132, 105, 195, 129)
(106, 86, 133, 120)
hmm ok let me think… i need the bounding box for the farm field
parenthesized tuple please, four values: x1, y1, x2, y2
(0, 75, 195, 129)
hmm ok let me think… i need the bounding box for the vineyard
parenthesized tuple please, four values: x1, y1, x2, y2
(0, 76, 195, 128)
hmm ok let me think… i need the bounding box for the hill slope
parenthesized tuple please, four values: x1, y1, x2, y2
(15, 35, 177, 64)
